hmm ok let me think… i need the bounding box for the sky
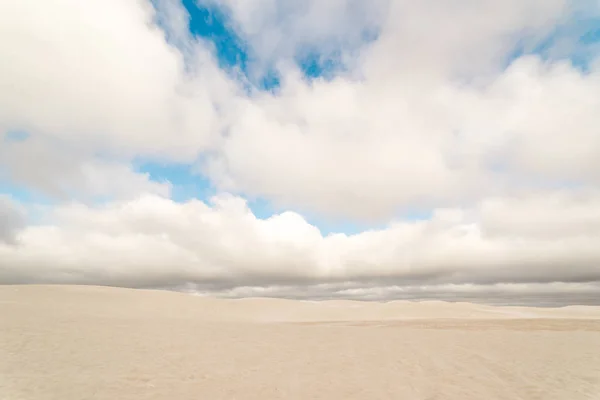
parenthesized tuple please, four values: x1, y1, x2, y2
(1, 0, 600, 305)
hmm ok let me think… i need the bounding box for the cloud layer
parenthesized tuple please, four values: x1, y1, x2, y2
(2, 190, 600, 305)
(1, 0, 600, 304)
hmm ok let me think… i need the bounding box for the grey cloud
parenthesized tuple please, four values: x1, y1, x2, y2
(0, 137, 170, 201)
(0, 196, 25, 244)
(168, 281, 600, 307)
(1, 193, 599, 306)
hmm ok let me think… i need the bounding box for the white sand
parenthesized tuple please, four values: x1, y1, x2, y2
(1, 285, 600, 399)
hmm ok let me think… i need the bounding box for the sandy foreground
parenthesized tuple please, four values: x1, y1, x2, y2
(1, 285, 600, 400)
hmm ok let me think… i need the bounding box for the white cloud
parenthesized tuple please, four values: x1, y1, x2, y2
(1, 0, 599, 303)
(192, 0, 600, 219)
(1, 191, 599, 298)
(3, 0, 599, 213)
(0, 0, 238, 201)
(479, 189, 600, 239)
(0, 0, 234, 162)
(205, 55, 600, 219)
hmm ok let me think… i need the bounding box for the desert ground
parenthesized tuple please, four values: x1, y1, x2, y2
(1, 285, 600, 399)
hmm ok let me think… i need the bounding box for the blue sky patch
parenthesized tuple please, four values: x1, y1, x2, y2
(504, 16, 600, 72)
(0, 181, 53, 208)
(3, 130, 30, 143)
(297, 51, 344, 81)
(183, 0, 249, 71)
(137, 161, 214, 203)
(177, 0, 371, 89)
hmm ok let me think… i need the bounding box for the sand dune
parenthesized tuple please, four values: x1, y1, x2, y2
(1, 285, 600, 399)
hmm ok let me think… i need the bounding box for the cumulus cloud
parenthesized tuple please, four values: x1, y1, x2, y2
(205, 57, 600, 219)
(1, 0, 599, 304)
(1, 191, 600, 304)
(0, 0, 235, 165)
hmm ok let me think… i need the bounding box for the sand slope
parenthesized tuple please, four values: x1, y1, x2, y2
(1, 285, 600, 399)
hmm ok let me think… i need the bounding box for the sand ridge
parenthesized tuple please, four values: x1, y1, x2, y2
(1, 285, 600, 399)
